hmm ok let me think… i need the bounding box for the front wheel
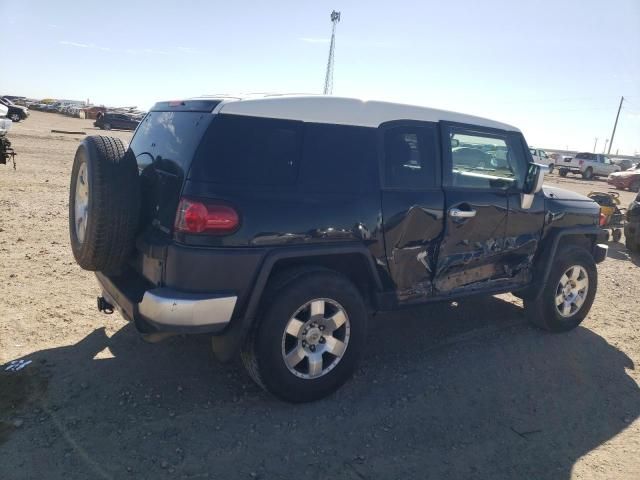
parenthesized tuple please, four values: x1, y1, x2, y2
(524, 246, 597, 332)
(548, 164, 554, 174)
(559, 168, 568, 177)
(241, 268, 367, 402)
(582, 168, 593, 180)
(9, 113, 20, 122)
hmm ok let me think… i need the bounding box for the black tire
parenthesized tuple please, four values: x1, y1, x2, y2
(559, 168, 568, 177)
(103, 123, 111, 130)
(9, 113, 20, 122)
(548, 164, 554, 174)
(582, 167, 593, 180)
(626, 235, 640, 252)
(69, 135, 140, 274)
(524, 246, 597, 332)
(241, 268, 368, 403)
(612, 229, 622, 243)
(631, 179, 640, 193)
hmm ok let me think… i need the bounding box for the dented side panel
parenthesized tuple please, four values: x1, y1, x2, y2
(434, 190, 509, 293)
(381, 189, 445, 302)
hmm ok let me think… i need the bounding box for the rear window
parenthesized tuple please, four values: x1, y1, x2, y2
(130, 111, 212, 172)
(575, 153, 593, 160)
(191, 115, 302, 186)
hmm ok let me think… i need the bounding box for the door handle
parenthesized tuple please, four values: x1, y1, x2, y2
(449, 208, 477, 218)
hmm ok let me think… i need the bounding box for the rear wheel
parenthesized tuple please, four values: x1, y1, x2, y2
(630, 179, 640, 193)
(102, 123, 112, 130)
(548, 164, 554, 174)
(241, 268, 367, 402)
(582, 167, 593, 180)
(559, 168, 568, 177)
(524, 246, 597, 332)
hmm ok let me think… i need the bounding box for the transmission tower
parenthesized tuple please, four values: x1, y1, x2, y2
(323, 10, 341, 95)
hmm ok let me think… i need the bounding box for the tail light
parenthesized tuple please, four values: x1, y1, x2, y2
(174, 198, 239, 234)
(599, 212, 607, 226)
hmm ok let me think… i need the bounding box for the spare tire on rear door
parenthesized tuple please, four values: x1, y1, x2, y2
(69, 135, 140, 274)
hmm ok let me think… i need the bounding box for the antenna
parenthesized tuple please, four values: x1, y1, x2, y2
(323, 10, 341, 95)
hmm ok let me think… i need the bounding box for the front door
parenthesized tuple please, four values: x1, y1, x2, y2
(434, 124, 529, 294)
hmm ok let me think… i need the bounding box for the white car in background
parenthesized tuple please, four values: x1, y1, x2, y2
(529, 147, 555, 173)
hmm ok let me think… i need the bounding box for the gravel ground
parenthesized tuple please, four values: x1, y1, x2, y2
(1, 111, 639, 480)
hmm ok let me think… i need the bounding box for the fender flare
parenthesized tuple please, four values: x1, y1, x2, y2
(527, 225, 607, 296)
(212, 244, 383, 362)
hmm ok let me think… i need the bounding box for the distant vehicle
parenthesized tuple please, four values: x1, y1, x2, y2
(625, 192, 640, 252)
(607, 164, 640, 192)
(529, 147, 555, 173)
(612, 158, 635, 171)
(94, 112, 140, 130)
(558, 152, 620, 180)
(0, 97, 29, 122)
(0, 105, 15, 167)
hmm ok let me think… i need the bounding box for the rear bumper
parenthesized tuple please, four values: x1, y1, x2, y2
(96, 271, 237, 334)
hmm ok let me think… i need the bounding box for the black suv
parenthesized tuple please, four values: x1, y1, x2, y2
(68, 96, 608, 402)
(94, 112, 140, 131)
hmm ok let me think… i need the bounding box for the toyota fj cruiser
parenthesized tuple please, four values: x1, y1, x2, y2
(68, 96, 608, 402)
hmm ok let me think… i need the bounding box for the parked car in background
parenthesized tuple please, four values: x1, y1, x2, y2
(94, 112, 140, 130)
(607, 164, 640, 192)
(612, 158, 635, 171)
(558, 152, 620, 180)
(624, 192, 640, 252)
(529, 147, 555, 172)
(0, 97, 29, 122)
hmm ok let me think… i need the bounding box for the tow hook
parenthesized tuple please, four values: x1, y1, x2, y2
(97, 296, 114, 314)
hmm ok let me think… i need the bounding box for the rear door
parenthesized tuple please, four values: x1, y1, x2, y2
(380, 121, 445, 303)
(130, 103, 218, 237)
(433, 123, 528, 294)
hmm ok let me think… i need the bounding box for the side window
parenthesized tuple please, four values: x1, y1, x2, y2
(446, 129, 526, 190)
(191, 115, 302, 186)
(603, 156, 611, 165)
(540, 150, 548, 159)
(529, 148, 537, 157)
(300, 123, 378, 193)
(383, 125, 437, 189)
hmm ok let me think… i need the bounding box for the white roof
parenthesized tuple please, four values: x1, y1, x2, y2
(213, 95, 520, 132)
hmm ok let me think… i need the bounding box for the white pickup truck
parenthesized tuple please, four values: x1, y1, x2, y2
(558, 152, 620, 180)
(529, 147, 556, 173)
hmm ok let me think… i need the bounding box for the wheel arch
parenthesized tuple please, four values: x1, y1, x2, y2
(212, 245, 383, 362)
(519, 226, 607, 299)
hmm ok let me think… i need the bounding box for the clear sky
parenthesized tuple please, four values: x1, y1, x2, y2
(1, 0, 639, 154)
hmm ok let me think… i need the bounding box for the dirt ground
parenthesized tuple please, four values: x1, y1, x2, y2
(1, 111, 639, 480)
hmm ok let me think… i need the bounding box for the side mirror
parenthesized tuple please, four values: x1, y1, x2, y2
(521, 163, 546, 209)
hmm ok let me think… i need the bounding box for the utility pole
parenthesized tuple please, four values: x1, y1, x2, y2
(608, 96, 624, 154)
(593, 138, 598, 153)
(323, 10, 341, 95)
